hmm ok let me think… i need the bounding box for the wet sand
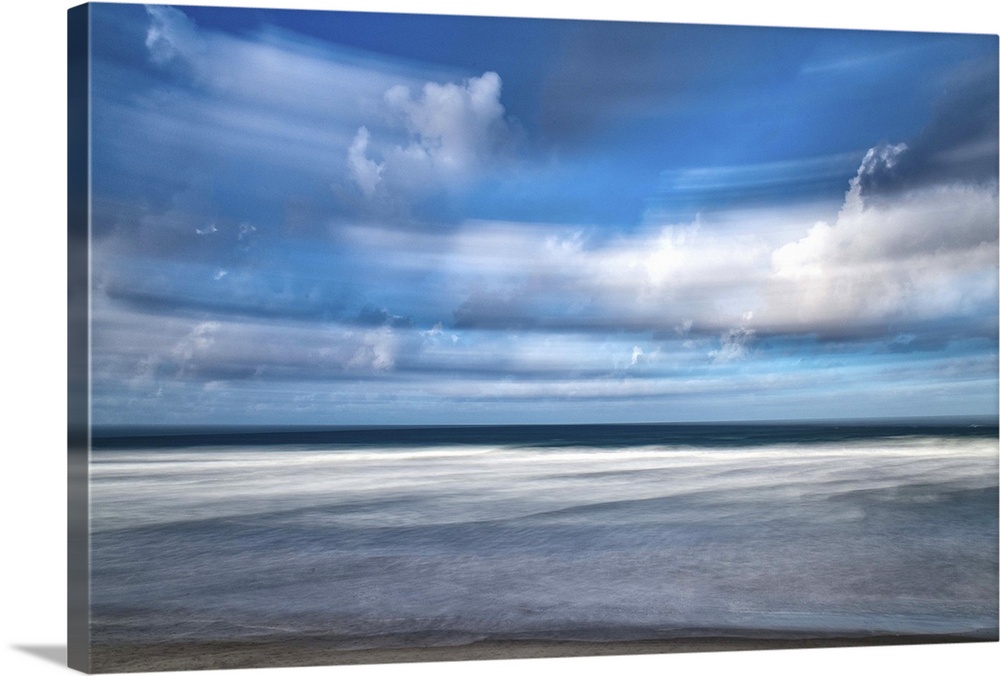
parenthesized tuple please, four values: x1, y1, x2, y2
(89, 632, 995, 673)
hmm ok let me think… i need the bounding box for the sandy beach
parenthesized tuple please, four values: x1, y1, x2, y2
(89, 633, 995, 673)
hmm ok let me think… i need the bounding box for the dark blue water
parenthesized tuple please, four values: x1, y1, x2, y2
(92, 419, 999, 449)
(89, 423, 999, 648)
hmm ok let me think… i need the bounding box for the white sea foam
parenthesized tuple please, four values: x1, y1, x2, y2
(90, 432, 998, 647)
(91, 436, 998, 533)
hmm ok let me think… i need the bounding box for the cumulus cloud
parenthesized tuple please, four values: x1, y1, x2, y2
(413, 130, 995, 346)
(348, 72, 520, 203)
(630, 346, 646, 366)
(385, 72, 511, 172)
(348, 127, 384, 198)
(347, 327, 397, 372)
(766, 142, 998, 334)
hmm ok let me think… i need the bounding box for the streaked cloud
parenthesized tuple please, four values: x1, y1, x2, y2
(347, 71, 522, 213)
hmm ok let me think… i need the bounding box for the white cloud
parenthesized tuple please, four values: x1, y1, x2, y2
(171, 321, 220, 364)
(385, 71, 509, 172)
(349, 72, 519, 200)
(347, 327, 397, 372)
(766, 144, 998, 331)
(90, 291, 411, 398)
(339, 135, 996, 344)
(630, 346, 646, 366)
(347, 127, 384, 198)
(128, 6, 454, 199)
(435, 218, 771, 334)
(709, 313, 756, 364)
(596, 222, 771, 322)
(143, 9, 428, 121)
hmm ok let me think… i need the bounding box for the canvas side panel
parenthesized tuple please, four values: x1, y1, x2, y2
(67, 3, 91, 672)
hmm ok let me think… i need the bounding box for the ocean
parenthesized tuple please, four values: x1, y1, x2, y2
(88, 422, 999, 651)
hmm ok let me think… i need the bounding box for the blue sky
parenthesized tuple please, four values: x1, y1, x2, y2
(87, 3, 999, 426)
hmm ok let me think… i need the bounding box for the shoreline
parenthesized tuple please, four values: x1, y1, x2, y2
(89, 632, 997, 673)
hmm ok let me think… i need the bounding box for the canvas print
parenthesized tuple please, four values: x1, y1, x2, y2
(68, 3, 999, 673)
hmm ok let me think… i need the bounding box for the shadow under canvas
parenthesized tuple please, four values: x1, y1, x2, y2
(13, 644, 67, 667)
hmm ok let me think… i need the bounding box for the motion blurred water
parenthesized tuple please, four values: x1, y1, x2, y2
(89, 424, 999, 647)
